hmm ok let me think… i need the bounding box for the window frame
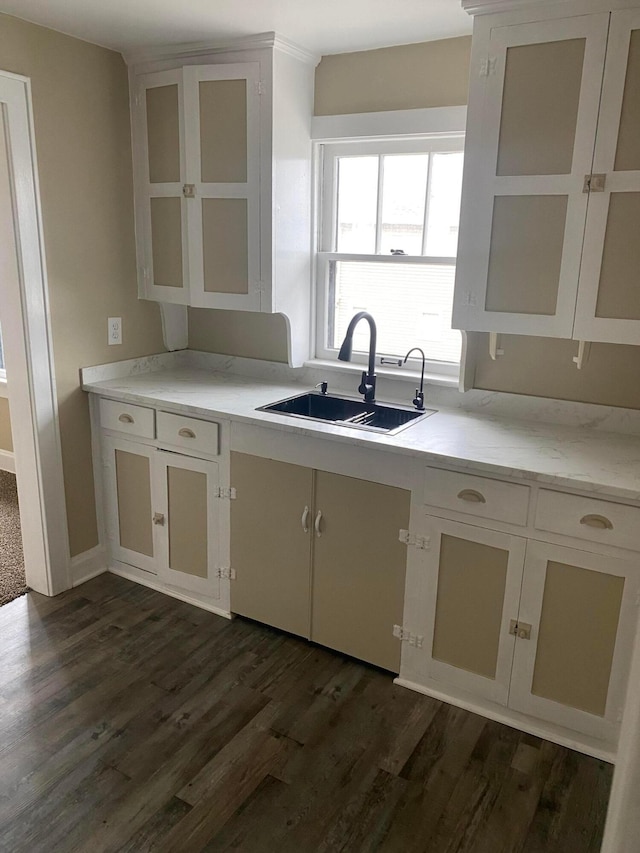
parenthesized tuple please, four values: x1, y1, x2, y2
(314, 131, 465, 376)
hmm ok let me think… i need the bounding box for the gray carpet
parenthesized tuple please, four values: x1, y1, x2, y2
(0, 471, 27, 606)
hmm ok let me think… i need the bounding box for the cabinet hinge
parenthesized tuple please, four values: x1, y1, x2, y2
(616, 706, 624, 723)
(142, 267, 151, 285)
(393, 625, 424, 648)
(215, 487, 237, 500)
(399, 529, 430, 550)
(509, 619, 532, 640)
(583, 173, 606, 194)
(182, 184, 196, 199)
(479, 57, 497, 77)
(256, 80, 266, 96)
(216, 567, 236, 580)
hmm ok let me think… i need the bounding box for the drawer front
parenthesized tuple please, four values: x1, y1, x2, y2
(99, 398, 155, 439)
(535, 489, 640, 551)
(157, 411, 219, 456)
(424, 467, 530, 526)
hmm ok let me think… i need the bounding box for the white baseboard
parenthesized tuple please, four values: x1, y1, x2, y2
(0, 449, 15, 473)
(71, 544, 108, 587)
(394, 676, 616, 764)
(108, 561, 233, 619)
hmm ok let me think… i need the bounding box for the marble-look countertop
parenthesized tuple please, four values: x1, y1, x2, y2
(82, 365, 640, 503)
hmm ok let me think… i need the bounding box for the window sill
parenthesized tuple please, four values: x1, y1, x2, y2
(304, 359, 460, 390)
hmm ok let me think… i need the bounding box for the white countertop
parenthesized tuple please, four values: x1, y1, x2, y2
(83, 365, 640, 503)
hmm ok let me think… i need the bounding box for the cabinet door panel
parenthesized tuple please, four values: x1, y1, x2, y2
(452, 14, 609, 337)
(311, 472, 410, 672)
(574, 11, 640, 343)
(185, 63, 262, 311)
(199, 79, 247, 183)
(102, 437, 158, 575)
(155, 451, 221, 598)
(510, 541, 639, 742)
(146, 84, 181, 184)
(230, 453, 312, 638)
(422, 517, 526, 705)
(497, 38, 585, 177)
(150, 197, 183, 289)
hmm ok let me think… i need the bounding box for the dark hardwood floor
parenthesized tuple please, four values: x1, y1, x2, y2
(0, 574, 611, 852)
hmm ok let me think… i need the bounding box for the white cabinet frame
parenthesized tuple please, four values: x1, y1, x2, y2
(420, 516, 527, 706)
(574, 9, 640, 344)
(453, 14, 610, 336)
(155, 449, 221, 598)
(509, 540, 640, 743)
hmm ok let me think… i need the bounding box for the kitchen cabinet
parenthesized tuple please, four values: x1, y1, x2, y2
(453, 4, 640, 345)
(100, 406, 225, 601)
(128, 35, 317, 365)
(230, 452, 410, 671)
(402, 464, 640, 752)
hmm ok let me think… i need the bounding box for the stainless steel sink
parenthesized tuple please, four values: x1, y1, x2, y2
(257, 391, 435, 434)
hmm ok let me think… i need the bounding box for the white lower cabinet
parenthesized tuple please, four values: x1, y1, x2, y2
(417, 512, 640, 748)
(102, 435, 221, 599)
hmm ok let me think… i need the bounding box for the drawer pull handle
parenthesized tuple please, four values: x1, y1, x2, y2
(153, 512, 165, 526)
(580, 514, 613, 530)
(315, 509, 323, 538)
(178, 428, 196, 439)
(457, 489, 486, 504)
(301, 505, 310, 533)
(118, 413, 134, 424)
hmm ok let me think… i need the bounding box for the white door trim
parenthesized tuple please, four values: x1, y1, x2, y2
(0, 71, 70, 595)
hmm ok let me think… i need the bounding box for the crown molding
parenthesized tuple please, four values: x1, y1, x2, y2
(124, 31, 320, 68)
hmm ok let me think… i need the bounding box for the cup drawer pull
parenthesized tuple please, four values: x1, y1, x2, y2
(118, 413, 134, 424)
(580, 513, 613, 530)
(178, 427, 196, 439)
(457, 489, 486, 504)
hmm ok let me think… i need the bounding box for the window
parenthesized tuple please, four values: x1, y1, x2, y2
(315, 135, 464, 377)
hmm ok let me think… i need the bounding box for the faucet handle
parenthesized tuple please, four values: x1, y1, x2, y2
(315, 381, 328, 395)
(413, 390, 426, 412)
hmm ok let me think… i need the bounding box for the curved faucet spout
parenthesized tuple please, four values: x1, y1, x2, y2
(337, 311, 377, 402)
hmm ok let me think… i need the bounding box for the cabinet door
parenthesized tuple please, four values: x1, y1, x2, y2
(509, 541, 640, 742)
(154, 450, 221, 599)
(230, 453, 312, 638)
(422, 517, 526, 705)
(102, 436, 158, 574)
(311, 472, 410, 672)
(574, 9, 640, 344)
(184, 64, 262, 312)
(453, 15, 609, 337)
(135, 69, 190, 304)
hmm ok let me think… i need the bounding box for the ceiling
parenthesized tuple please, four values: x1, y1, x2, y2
(0, 0, 472, 57)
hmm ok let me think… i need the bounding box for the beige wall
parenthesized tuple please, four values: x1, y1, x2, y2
(314, 37, 472, 115)
(0, 398, 12, 452)
(472, 334, 640, 409)
(0, 14, 165, 556)
(188, 36, 472, 363)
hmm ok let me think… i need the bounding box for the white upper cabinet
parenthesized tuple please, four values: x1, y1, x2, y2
(453, 3, 640, 345)
(128, 36, 317, 365)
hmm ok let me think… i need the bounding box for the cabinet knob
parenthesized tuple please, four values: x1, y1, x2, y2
(118, 413, 134, 424)
(457, 489, 486, 504)
(580, 514, 613, 530)
(153, 512, 165, 526)
(178, 427, 196, 439)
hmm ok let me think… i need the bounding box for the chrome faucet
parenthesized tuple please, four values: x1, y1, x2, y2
(337, 311, 377, 402)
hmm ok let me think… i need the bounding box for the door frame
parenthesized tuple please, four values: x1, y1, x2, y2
(0, 70, 70, 595)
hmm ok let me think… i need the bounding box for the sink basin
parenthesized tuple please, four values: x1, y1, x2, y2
(257, 391, 435, 434)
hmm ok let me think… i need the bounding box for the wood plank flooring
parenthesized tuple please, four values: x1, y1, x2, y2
(0, 574, 612, 852)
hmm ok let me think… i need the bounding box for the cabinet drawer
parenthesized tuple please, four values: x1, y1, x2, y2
(535, 490, 640, 551)
(99, 398, 155, 439)
(424, 468, 530, 526)
(157, 411, 219, 456)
